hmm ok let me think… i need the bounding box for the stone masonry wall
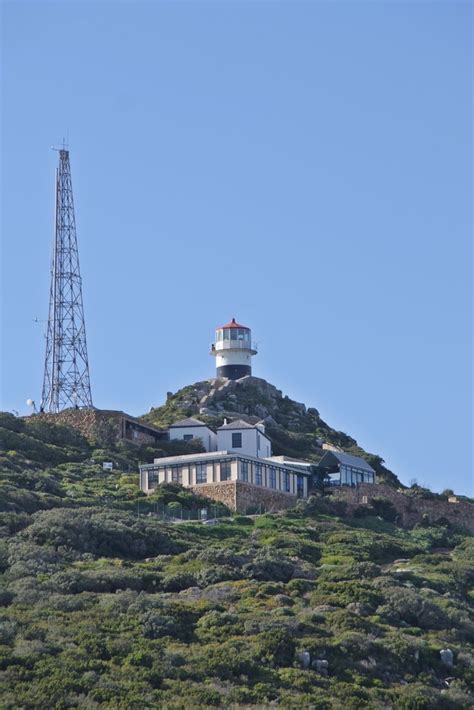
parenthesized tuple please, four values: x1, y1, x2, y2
(26, 409, 163, 446)
(29, 409, 123, 443)
(331, 483, 474, 533)
(235, 481, 298, 514)
(190, 481, 297, 513)
(189, 482, 237, 511)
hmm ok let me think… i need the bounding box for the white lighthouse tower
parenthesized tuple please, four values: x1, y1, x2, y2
(210, 318, 257, 380)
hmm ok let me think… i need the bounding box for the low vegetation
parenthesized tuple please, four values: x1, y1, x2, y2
(0, 411, 473, 708)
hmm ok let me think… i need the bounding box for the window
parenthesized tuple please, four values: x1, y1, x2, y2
(172, 467, 182, 484)
(232, 432, 242, 448)
(255, 464, 262, 486)
(230, 329, 237, 340)
(240, 460, 248, 482)
(297, 475, 304, 498)
(148, 469, 159, 488)
(283, 471, 291, 492)
(196, 463, 207, 484)
(269, 467, 276, 489)
(223, 329, 230, 340)
(220, 461, 231, 481)
(183, 434, 193, 442)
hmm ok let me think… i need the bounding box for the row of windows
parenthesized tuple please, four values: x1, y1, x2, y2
(216, 328, 250, 342)
(240, 462, 301, 494)
(340, 466, 375, 485)
(145, 460, 306, 495)
(147, 462, 232, 487)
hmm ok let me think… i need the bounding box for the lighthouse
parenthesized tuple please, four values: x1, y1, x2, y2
(210, 318, 257, 380)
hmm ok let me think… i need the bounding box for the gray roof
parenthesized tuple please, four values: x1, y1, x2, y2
(169, 417, 211, 429)
(318, 450, 375, 473)
(218, 419, 255, 430)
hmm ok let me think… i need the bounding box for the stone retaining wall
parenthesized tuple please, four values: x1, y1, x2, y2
(190, 480, 298, 513)
(331, 483, 474, 533)
(26, 409, 164, 446)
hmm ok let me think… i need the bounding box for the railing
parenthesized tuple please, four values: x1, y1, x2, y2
(211, 340, 258, 352)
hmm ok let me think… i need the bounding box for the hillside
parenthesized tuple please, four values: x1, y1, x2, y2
(1, 410, 473, 708)
(142, 376, 400, 486)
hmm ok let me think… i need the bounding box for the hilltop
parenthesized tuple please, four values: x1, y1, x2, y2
(1, 409, 473, 708)
(141, 376, 400, 487)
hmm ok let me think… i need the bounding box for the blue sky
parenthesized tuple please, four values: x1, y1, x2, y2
(1, 2, 472, 494)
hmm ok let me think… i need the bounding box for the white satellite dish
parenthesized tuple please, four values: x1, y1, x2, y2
(26, 399, 37, 412)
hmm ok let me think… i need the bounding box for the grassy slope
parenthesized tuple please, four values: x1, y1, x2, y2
(0, 413, 473, 709)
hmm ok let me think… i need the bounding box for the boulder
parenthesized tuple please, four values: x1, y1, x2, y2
(312, 659, 329, 675)
(440, 648, 454, 667)
(297, 651, 311, 670)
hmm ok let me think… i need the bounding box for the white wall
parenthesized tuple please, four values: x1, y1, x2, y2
(169, 426, 217, 452)
(215, 349, 252, 369)
(217, 427, 272, 458)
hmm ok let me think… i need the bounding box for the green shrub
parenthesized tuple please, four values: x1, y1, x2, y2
(161, 572, 198, 592)
(259, 628, 296, 667)
(243, 549, 295, 583)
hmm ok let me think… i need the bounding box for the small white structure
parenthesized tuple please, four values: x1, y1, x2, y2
(217, 419, 272, 458)
(168, 417, 217, 452)
(210, 318, 257, 380)
(102, 462, 113, 471)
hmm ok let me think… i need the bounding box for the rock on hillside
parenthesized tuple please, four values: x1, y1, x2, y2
(141, 376, 400, 487)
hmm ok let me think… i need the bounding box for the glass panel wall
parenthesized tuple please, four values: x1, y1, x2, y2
(240, 460, 248, 482)
(171, 466, 183, 484)
(196, 463, 207, 484)
(297, 475, 304, 497)
(269, 467, 276, 488)
(220, 461, 231, 481)
(148, 469, 159, 488)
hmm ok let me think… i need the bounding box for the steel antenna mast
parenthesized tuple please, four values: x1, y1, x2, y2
(40, 147, 93, 413)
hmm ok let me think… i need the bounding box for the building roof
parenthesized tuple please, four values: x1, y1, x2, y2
(142, 450, 311, 474)
(218, 419, 271, 442)
(169, 417, 212, 429)
(217, 318, 249, 330)
(318, 450, 375, 473)
(266, 455, 313, 468)
(218, 419, 255, 430)
(98, 410, 167, 434)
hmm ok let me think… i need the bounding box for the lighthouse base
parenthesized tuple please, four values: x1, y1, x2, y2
(216, 364, 251, 380)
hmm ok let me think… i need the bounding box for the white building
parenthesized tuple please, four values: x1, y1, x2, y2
(217, 419, 272, 458)
(210, 318, 257, 380)
(139, 450, 310, 501)
(168, 417, 217, 452)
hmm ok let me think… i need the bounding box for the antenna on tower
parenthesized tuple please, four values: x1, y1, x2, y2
(40, 147, 93, 413)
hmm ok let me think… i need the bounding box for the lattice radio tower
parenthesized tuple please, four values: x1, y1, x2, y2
(40, 147, 93, 413)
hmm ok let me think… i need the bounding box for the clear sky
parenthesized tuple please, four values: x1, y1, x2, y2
(1, 1, 472, 494)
